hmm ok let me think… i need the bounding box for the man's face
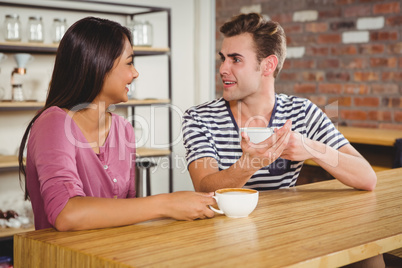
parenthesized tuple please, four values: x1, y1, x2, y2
(219, 33, 263, 102)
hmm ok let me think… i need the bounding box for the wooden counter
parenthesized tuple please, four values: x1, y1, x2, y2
(337, 126, 402, 147)
(304, 126, 402, 172)
(14, 168, 402, 268)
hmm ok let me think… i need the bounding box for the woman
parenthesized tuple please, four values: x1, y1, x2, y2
(18, 17, 215, 231)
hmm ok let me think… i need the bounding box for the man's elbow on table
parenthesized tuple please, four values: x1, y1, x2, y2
(356, 169, 377, 191)
(366, 172, 377, 191)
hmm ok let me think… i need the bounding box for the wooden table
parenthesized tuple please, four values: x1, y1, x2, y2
(337, 126, 402, 147)
(305, 126, 402, 172)
(14, 168, 402, 268)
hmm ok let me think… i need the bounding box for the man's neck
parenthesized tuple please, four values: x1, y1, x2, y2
(229, 90, 276, 128)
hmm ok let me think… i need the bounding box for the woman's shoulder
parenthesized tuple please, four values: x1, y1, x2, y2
(32, 106, 85, 142)
(110, 112, 134, 135)
(41, 106, 66, 116)
(111, 112, 130, 125)
(35, 106, 69, 126)
(29, 106, 78, 146)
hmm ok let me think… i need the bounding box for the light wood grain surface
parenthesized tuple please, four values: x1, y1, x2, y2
(0, 155, 20, 169)
(304, 126, 402, 170)
(0, 227, 34, 239)
(14, 168, 402, 268)
(337, 126, 402, 147)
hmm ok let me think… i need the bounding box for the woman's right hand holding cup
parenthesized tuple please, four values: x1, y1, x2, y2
(161, 191, 216, 221)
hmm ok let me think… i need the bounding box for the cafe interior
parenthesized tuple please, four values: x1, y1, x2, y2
(0, 0, 401, 267)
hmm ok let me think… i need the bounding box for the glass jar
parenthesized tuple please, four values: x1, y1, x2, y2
(142, 21, 153, 47)
(12, 84, 24, 102)
(130, 20, 142, 46)
(4, 14, 21, 41)
(28, 16, 44, 43)
(52, 18, 67, 43)
(130, 20, 153, 47)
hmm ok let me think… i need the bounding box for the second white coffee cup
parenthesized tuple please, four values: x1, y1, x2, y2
(209, 188, 259, 218)
(240, 127, 274, 144)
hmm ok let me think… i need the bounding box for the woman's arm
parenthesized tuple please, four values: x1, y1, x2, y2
(55, 191, 215, 231)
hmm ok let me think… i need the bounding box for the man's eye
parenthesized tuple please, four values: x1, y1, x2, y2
(233, 57, 240, 63)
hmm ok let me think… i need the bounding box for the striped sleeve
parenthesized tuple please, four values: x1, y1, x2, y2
(303, 99, 349, 150)
(182, 108, 218, 166)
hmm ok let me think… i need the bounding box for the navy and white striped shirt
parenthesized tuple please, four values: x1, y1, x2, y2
(182, 94, 348, 191)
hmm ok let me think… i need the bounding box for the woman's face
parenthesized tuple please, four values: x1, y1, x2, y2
(98, 37, 139, 105)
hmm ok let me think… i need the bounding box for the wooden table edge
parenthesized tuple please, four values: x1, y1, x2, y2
(285, 234, 402, 268)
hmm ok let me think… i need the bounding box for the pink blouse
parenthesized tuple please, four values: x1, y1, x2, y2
(26, 106, 136, 230)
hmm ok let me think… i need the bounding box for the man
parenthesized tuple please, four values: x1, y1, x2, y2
(182, 13, 376, 193)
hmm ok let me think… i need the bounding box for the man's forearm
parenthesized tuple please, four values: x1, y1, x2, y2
(308, 140, 377, 191)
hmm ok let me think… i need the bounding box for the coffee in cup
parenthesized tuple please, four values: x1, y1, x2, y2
(209, 188, 259, 218)
(240, 127, 274, 144)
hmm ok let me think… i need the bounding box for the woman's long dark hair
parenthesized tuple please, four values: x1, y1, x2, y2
(18, 17, 132, 200)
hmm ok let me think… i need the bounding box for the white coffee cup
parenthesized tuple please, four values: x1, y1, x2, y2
(240, 127, 274, 144)
(209, 188, 259, 218)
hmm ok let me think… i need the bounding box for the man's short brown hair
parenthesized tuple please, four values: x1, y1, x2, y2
(220, 13, 287, 78)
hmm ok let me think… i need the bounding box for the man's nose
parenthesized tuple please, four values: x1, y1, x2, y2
(220, 60, 230, 75)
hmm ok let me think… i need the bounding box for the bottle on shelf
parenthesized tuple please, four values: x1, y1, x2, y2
(0, 53, 6, 100)
(129, 20, 153, 47)
(4, 14, 21, 41)
(11, 84, 24, 102)
(52, 18, 68, 43)
(27, 16, 44, 43)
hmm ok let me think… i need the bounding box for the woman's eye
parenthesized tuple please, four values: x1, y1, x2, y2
(127, 57, 134, 65)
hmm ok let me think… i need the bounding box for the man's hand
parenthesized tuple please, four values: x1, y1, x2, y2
(280, 131, 316, 161)
(240, 120, 292, 171)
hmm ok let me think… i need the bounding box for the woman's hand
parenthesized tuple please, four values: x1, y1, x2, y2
(162, 191, 216, 221)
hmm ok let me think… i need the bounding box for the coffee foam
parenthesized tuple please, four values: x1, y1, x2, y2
(216, 188, 257, 195)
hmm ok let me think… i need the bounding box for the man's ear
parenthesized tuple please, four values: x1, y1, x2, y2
(262, 55, 278, 76)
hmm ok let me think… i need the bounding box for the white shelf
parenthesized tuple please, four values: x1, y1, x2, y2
(0, 41, 169, 55)
(0, 99, 171, 110)
(0, 148, 171, 171)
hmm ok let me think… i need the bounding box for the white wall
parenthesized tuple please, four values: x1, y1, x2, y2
(0, 0, 215, 200)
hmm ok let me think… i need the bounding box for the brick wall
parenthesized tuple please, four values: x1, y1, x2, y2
(215, 0, 402, 129)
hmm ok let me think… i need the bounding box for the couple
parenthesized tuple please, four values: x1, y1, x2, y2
(19, 14, 375, 232)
